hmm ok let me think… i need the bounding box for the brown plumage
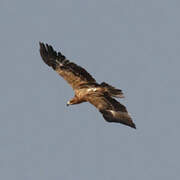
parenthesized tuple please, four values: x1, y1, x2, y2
(39, 42, 136, 129)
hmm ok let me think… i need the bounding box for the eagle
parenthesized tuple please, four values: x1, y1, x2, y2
(39, 42, 136, 129)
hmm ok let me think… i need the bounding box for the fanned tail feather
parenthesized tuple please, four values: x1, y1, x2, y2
(101, 82, 124, 98)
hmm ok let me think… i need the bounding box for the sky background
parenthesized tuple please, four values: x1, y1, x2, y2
(1, 0, 180, 179)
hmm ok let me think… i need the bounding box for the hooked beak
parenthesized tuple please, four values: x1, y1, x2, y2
(66, 101, 70, 106)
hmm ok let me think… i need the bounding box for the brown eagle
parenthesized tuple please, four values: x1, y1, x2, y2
(39, 42, 136, 129)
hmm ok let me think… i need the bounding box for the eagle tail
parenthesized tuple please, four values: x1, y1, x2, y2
(101, 82, 124, 98)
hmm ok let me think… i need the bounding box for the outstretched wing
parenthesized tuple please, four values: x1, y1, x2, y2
(86, 93, 136, 129)
(39, 42, 96, 89)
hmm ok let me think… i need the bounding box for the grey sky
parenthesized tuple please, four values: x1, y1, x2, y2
(1, 0, 180, 179)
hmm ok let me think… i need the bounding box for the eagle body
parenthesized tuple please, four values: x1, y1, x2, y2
(39, 42, 136, 129)
(70, 84, 116, 105)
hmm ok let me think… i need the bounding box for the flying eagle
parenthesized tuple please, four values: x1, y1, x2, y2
(39, 42, 136, 129)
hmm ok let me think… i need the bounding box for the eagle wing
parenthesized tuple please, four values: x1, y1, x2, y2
(86, 93, 136, 129)
(39, 42, 96, 89)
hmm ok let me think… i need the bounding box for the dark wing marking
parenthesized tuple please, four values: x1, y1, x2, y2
(86, 93, 136, 129)
(39, 42, 96, 89)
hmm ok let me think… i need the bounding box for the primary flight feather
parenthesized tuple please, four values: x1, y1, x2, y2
(39, 42, 136, 129)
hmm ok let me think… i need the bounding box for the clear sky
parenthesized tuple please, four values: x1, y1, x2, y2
(1, 0, 180, 179)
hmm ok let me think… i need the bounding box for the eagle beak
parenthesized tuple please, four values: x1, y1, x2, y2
(66, 101, 70, 106)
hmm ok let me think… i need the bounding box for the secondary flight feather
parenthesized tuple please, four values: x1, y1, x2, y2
(39, 42, 136, 129)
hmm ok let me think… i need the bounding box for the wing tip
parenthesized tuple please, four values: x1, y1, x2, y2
(39, 41, 45, 49)
(39, 42, 58, 70)
(130, 122, 136, 129)
(100, 110, 136, 129)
